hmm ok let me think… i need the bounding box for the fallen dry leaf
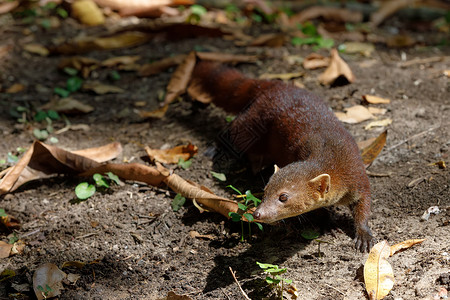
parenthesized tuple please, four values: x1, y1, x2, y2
(23, 44, 49, 56)
(83, 81, 125, 94)
(364, 240, 395, 300)
(145, 144, 198, 164)
(163, 51, 196, 105)
(137, 104, 169, 119)
(0, 1, 19, 15)
(363, 95, 390, 105)
(50, 31, 153, 55)
(41, 98, 94, 114)
(139, 54, 187, 77)
(93, 0, 193, 17)
(289, 6, 362, 25)
(72, 0, 105, 26)
(303, 53, 330, 70)
(101, 55, 141, 67)
(318, 49, 355, 85)
(10, 240, 25, 256)
(259, 72, 304, 81)
(444, 70, 450, 78)
(360, 130, 387, 167)
(365, 119, 392, 130)
(187, 79, 213, 104)
(0, 141, 122, 195)
(390, 239, 425, 256)
(0, 241, 13, 258)
(249, 33, 285, 47)
(339, 42, 375, 57)
(189, 230, 215, 240)
(429, 160, 446, 169)
(5, 83, 26, 93)
(370, 0, 414, 28)
(335, 105, 373, 124)
(0, 211, 21, 232)
(368, 107, 387, 115)
(33, 263, 67, 300)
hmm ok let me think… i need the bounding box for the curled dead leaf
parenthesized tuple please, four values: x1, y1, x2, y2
(145, 144, 198, 164)
(318, 49, 355, 85)
(335, 105, 374, 124)
(6, 83, 26, 93)
(249, 33, 285, 47)
(289, 6, 362, 25)
(368, 107, 387, 115)
(360, 130, 387, 167)
(259, 72, 304, 81)
(163, 51, 197, 106)
(0, 241, 13, 258)
(303, 53, 330, 70)
(139, 54, 187, 77)
(101, 55, 141, 67)
(137, 104, 169, 119)
(196, 52, 258, 64)
(364, 240, 395, 300)
(365, 119, 392, 130)
(390, 239, 425, 256)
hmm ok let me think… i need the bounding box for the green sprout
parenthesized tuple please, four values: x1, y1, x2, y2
(75, 173, 121, 200)
(291, 22, 334, 50)
(257, 262, 293, 299)
(227, 185, 262, 241)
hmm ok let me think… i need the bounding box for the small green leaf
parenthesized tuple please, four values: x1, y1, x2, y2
(0, 159, 5, 165)
(228, 212, 241, 222)
(237, 203, 247, 211)
(265, 276, 280, 285)
(107, 172, 121, 185)
(256, 262, 278, 270)
(54, 87, 70, 98)
(283, 278, 293, 284)
(190, 4, 207, 16)
(225, 115, 235, 122)
(75, 182, 96, 200)
(210, 171, 226, 181)
(16, 147, 26, 153)
(7, 152, 18, 163)
(56, 7, 68, 18)
(66, 76, 83, 92)
(243, 213, 254, 222)
(63, 67, 78, 76)
(255, 222, 263, 231)
(300, 22, 318, 36)
(300, 228, 320, 240)
(226, 185, 242, 195)
(291, 36, 319, 46)
(93, 173, 109, 188)
(251, 13, 262, 22)
(109, 71, 121, 81)
(33, 128, 49, 140)
(47, 110, 60, 120)
(245, 190, 261, 206)
(171, 193, 186, 212)
(317, 38, 334, 49)
(178, 158, 192, 169)
(34, 111, 47, 122)
(40, 19, 51, 29)
(8, 233, 18, 244)
(49, 137, 59, 144)
(0, 209, 7, 217)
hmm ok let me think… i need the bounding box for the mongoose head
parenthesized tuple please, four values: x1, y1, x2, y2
(253, 162, 331, 223)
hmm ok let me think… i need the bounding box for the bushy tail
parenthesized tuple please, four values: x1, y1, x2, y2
(189, 61, 271, 114)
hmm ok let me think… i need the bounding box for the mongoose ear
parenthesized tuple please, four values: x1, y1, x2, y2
(274, 164, 280, 174)
(308, 174, 331, 199)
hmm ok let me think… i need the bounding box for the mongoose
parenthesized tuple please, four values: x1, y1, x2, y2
(189, 61, 375, 252)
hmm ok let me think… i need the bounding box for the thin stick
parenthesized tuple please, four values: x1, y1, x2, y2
(383, 125, 442, 153)
(324, 283, 344, 295)
(229, 267, 251, 300)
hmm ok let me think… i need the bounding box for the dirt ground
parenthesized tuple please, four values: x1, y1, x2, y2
(0, 6, 449, 300)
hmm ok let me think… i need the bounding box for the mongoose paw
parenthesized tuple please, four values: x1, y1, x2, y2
(354, 229, 376, 253)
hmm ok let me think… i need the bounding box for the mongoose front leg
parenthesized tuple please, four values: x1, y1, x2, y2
(350, 195, 376, 252)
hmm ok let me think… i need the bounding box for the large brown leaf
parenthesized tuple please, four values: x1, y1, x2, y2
(361, 130, 387, 167)
(163, 51, 197, 106)
(0, 141, 122, 195)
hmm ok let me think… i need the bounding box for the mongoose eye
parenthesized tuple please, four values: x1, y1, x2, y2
(278, 193, 289, 202)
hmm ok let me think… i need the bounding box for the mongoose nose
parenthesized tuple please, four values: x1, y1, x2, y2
(253, 210, 261, 220)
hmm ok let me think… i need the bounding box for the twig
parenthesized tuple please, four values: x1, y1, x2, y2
(324, 283, 344, 295)
(75, 232, 98, 239)
(229, 267, 251, 300)
(383, 125, 442, 153)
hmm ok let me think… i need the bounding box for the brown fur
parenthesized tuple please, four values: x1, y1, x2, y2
(190, 61, 375, 252)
